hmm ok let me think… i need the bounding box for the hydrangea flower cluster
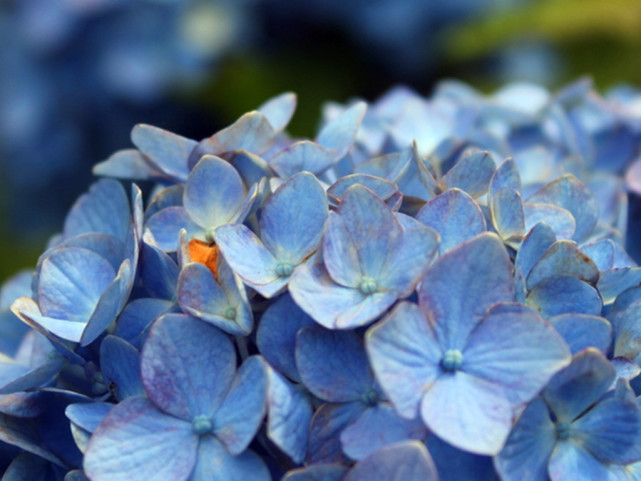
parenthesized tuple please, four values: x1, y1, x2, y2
(3, 81, 641, 480)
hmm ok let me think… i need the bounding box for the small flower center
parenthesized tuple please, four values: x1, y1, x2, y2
(441, 349, 464, 372)
(223, 306, 237, 319)
(556, 422, 572, 441)
(192, 415, 213, 436)
(360, 388, 379, 407)
(359, 277, 378, 295)
(275, 261, 294, 278)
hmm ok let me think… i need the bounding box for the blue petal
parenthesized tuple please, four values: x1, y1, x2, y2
(491, 188, 525, 245)
(113, 298, 173, 349)
(84, 397, 197, 481)
(140, 239, 179, 300)
(494, 397, 556, 481)
(256, 293, 315, 382)
(418, 233, 514, 349)
(322, 213, 363, 288)
(260, 172, 328, 265)
(416, 189, 486, 253)
(282, 464, 348, 481)
(523, 203, 575, 240)
(0, 413, 65, 467)
(146, 207, 198, 252)
(221, 150, 271, 186)
(427, 435, 496, 481)
(38, 246, 116, 325)
(344, 441, 439, 481)
(258, 92, 297, 133)
(93, 149, 161, 180)
(66, 402, 112, 434)
(525, 276, 602, 318)
(548, 441, 610, 481)
(549, 314, 612, 355)
(464, 304, 571, 406)
(100, 336, 144, 400)
(515, 222, 557, 281)
(490, 157, 522, 199)
(307, 402, 365, 464)
(131, 124, 196, 181)
(440, 150, 495, 198)
(184, 156, 247, 231)
(265, 367, 313, 464)
(526, 241, 599, 289)
(270, 140, 336, 177)
(296, 326, 373, 403)
(543, 349, 615, 423)
(328, 174, 398, 204)
(598, 268, 641, 305)
(527, 175, 599, 242)
(316, 102, 367, 159)
(366, 302, 442, 419)
(188, 436, 270, 481)
(141, 314, 236, 421)
(340, 404, 427, 461)
(3, 453, 51, 481)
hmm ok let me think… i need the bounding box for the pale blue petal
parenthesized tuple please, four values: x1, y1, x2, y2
(84, 397, 197, 481)
(421, 372, 513, 455)
(490, 158, 522, 199)
(258, 92, 297, 133)
(525, 276, 602, 318)
(366, 302, 442, 419)
(523, 204, 575, 240)
(491, 188, 525, 245)
(549, 314, 612, 355)
(526, 241, 599, 289)
(599, 268, 641, 304)
(141, 314, 236, 421)
(213, 356, 267, 455)
(188, 436, 270, 481)
(494, 397, 556, 481)
(548, 441, 610, 481)
(340, 404, 427, 461)
(270, 140, 336, 178)
(296, 326, 373, 403)
(418, 233, 514, 349)
(515, 222, 557, 281)
(416, 189, 486, 253)
(316, 102, 367, 159)
(328, 174, 398, 204)
(322, 213, 362, 288)
(93, 149, 161, 181)
(131, 124, 196, 181)
(221, 150, 271, 186)
(145, 207, 198, 252)
(184, 156, 247, 231)
(260, 172, 328, 264)
(441, 150, 495, 198)
(543, 349, 615, 423)
(464, 305, 571, 406)
(66, 402, 112, 434)
(344, 441, 439, 481)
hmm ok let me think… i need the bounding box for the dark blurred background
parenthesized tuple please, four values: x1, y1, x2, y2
(1, 0, 640, 281)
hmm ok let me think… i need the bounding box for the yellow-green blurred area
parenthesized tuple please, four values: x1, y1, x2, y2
(2, 0, 641, 283)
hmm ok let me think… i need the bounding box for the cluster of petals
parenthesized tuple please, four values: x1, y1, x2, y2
(1, 80, 641, 480)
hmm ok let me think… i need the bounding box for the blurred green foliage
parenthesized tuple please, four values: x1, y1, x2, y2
(445, 0, 641, 90)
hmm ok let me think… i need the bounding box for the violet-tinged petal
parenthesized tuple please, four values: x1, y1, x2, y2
(141, 314, 236, 421)
(145, 207, 198, 252)
(184, 156, 247, 232)
(282, 464, 348, 481)
(416, 189, 486, 253)
(543, 349, 615, 423)
(188, 436, 270, 481)
(213, 356, 267, 455)
(527, 175, 599, 242)
(258, 92, 297, 133)
(289, 264, 396, 330)
(340, 404, 427, 461)
(526, 241, 599, 289)
(93, 149, 162, 180)
(214, 224, 279, 286)
(322, 213, 362, 288)
(549, 314, 612, 355)
(100, 336, 144, 400)
(270, 140, 336, 178)
(265, 367, 313, 464)
(38, 246, 115, 323)
(548, 441, 611, 481)
(516, 222, 557, 281)
(296, 326, 373, 403)
(316, 102, 367, 159)
(464, 304, 571, 406)
(63, 179, 131, 243)
(256, 293, 315, 382)
(525, 276, 602, 318)
(84, 397, 197, 481)
(491, 188, 525, 245)
(523, 204, 575, 240)
(307, 402, 366, 464)
(418, 233, 514, 349)
(572, 396, 641, 464)
(260, 172, 328, 265)
(131, 124, 196, 181)
(366, 302, 442, 419)
(177, 262, 253, 336)
(344, 441, 439, 481)
(490, 158, 522, 199)
(493, 397, 556, 481)
(440, 150, 495, 198)
(379, 225, 439, 296)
